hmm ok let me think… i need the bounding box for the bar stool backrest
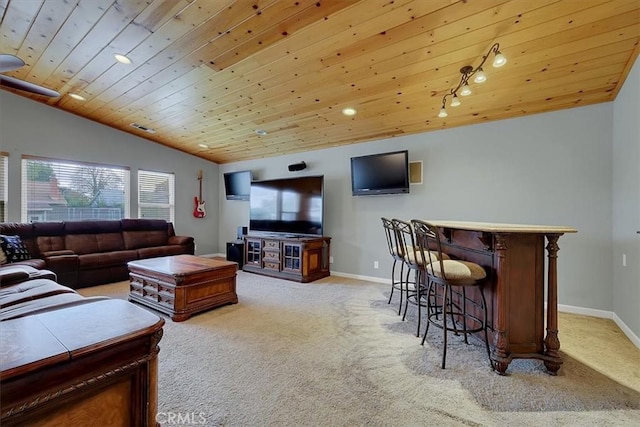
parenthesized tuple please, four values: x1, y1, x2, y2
(412, 219, 447, 280)
(381, 217, 403, 262)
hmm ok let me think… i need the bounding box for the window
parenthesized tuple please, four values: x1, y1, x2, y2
(138, 169, 175, 222)
(21, 155, 130, 222)
(0, 152, 7, 222)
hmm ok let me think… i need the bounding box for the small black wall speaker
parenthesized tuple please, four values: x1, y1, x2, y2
(237, 226, 248, 239)
(288, 161, 307, 172)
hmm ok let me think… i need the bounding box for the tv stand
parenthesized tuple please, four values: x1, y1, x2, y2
(243, 235, 331, 282)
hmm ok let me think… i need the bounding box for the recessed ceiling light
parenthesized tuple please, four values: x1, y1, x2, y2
(114, 54, 132, 65)
(342, 107, 357, 116)
(69, 93, 86, 101)
(255, 129, 268, 136)
(198, 144, 208, 148)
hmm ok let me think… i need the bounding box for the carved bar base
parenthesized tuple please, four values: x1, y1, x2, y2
(426, 221, 576, 375)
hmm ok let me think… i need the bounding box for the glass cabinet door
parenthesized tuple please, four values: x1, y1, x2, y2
(282, 243, 301, 272)
(246, 239, 262, 265)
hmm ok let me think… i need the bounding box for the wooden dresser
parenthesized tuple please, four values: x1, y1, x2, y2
(1, 299, 164, 426)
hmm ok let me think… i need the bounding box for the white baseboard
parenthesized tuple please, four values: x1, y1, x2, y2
(199, 252, 226, 258)
(559, 303, 640, 349)
(330, 270, 388, 284)
(612, 313, 640, 349)
(557, 303, 613, 319)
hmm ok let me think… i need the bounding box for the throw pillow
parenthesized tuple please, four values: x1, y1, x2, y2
(0, 235, 32, 263)
(0, 247, 6, 264)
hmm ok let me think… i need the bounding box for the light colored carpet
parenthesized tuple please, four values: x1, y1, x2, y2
(80, 272, 640, 426)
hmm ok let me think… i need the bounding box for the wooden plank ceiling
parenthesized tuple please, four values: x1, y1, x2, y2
(1, 0, 638, 164)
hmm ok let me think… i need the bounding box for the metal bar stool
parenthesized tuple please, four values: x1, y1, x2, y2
(411, 219, 493, 370)
(393, 218, 449, 337)
(381, 217, 407, 315)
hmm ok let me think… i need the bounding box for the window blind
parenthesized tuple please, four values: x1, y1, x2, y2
(0, 152, 7, 222)
(21, 155, 130, 222)
(138, 169, 175, 222)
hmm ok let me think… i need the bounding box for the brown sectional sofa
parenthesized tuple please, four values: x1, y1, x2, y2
(0, 218, 194, 288)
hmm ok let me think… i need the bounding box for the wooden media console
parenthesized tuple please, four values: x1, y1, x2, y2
(243, 235, 331, 282)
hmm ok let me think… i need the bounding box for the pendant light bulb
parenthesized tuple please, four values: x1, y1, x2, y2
(450, 95, 461, 107)
(493, 52, 507, 67)
(460, 84, 472, 96)
(438, 108, 448, 118)
(473, 68, 487, 83)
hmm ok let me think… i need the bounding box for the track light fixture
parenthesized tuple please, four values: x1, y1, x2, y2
(438, 43, 507, 118)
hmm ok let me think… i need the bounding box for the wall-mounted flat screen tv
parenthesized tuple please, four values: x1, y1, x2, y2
(350, 150, 410, 196)
(224, 170, 252, 201)
(249, 175, 324, 236)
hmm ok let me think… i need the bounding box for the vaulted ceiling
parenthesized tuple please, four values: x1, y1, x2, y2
(1, 0, 638, 164)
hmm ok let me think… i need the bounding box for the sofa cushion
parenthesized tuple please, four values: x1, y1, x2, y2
(65, 234, 99, 255)
(0, 294, 109, 321)
(121, 219, 168, 231)
(123, 230, 169, 250)
(0, 223, 34, 238)
(0, 266, 57, 287)
(0, 266, 29, 285)
(0, 278, 76, 309)
(77, 250, 138, 269)
(1, 235, 32, 263)
(32, 222, 66, 235)
(4, 259, 47, 270)
(33, 222, 66, 252)
(137, 245, 186, 259)
(65, 220, 122, 234)
(36, 235, 67, 253)
(96, 233, 125, 252)
(64, 221, 125, 254)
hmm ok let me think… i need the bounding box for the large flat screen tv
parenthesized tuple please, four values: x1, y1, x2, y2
(224, 170, 252, 201)
(249, 175, 324, 236)
(350, 150, 410, 196)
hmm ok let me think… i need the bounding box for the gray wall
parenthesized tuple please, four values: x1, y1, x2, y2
(0, 91, 220, 255)
(220, 104, 613, 310)
(612, 57, 640, 338)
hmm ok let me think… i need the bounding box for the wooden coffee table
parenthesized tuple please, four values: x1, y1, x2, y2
(128, 255, 238, 321)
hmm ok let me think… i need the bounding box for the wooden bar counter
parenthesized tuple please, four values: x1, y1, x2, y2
(424, 220, 577, 375)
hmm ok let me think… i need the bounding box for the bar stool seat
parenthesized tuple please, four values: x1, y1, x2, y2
(426, 259, 486, 285)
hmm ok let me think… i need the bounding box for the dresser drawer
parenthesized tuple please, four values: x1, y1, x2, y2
(263, 253, 280, 263)
(263, 240, 280, 250)
(263, 261, 280, 271)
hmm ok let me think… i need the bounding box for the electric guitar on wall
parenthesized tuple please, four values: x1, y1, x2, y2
(193, 170, 206, 218)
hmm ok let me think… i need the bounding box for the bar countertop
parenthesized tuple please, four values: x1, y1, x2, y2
(424, 220, 578, 234)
